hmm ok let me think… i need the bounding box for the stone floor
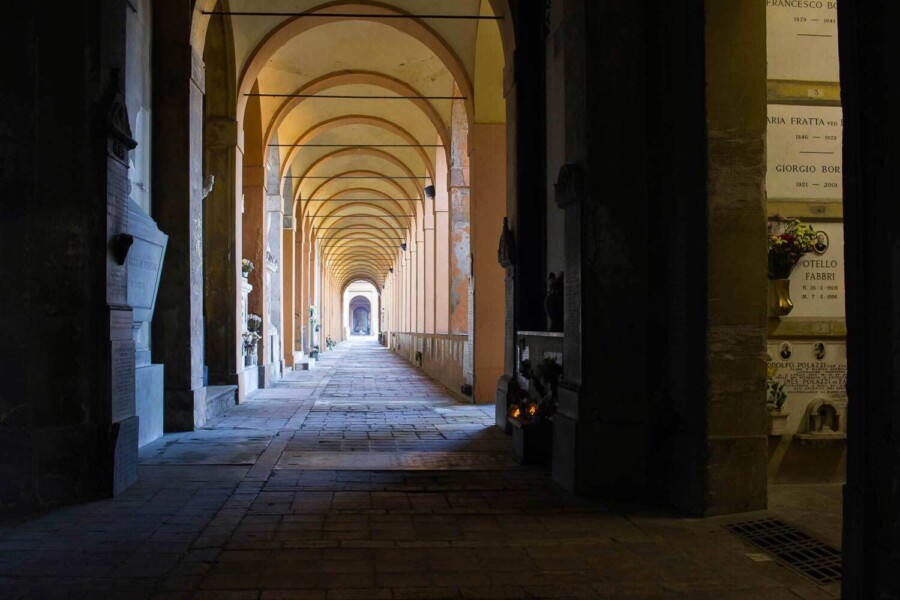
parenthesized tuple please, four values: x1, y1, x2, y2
(0, 340, 843, 599)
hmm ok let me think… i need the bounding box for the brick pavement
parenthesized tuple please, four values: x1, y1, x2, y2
(0, 340, 841, 599)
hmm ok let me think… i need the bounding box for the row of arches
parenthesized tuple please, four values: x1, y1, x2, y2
(182, 0, 511, 401)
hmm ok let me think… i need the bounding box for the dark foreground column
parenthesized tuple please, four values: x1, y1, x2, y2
(152, 1, 207, 430)
(838, 0, 900, 596)
(0, 0, 140, 508)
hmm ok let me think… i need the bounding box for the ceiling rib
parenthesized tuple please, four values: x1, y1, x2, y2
(289, 175, 427, 180)
(270, 144, 442, 148)
(203, 11, 502, 21)
(248, 93, 466, 99)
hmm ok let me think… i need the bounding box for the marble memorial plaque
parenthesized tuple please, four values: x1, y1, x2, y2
(127, 239, 164, 313)
(767, 0, 839, 83)
(768, 340, 847, 433)
(126, 202, 168, 325)
(785, 222, 845, 318)
(111, 340, 136, 422)
(767, 105, 843, 200)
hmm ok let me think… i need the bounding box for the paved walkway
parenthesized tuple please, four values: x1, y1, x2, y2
(0, 340, 841, 599)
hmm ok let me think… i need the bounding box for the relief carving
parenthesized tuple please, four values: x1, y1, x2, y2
(106, 70, 137, 164)
(498, 217, 517, 269)
(554, 163, 586, 209)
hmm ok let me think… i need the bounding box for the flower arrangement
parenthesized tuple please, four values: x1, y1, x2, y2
(515, 357, 563, 422)
(247, 314, 262, 332)
(242, 330, 261, 350)
(242, 259, 255, 275)
(767, 216, 817, 279)
(766, 359, 787, 412)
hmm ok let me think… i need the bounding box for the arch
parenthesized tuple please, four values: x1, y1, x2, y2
(308, 188, 417, 218)
(328, 250, 395, 268)
(308, 202, 413, 231)
(190, 0, 221, 54)
(320, 237, 405, 255)
(325, 245, 397, 265)
(485, 0, 515, 59)
(474, 0, 506, 124)
(297, 147, 427, 214)
(307, 170, 423, 206)
(321, 240, 402, 270)
(311, 185, 420, 216)
(339, 273, 386, 291)
(280, 115, 438, 184)
(321, 239, 404, 262)
(341, 277, 382, 296)
(267, 70, 451, 165)
(349, 294, 373, 335)
(310, 214, 411, 243)
(302, 170, 424, 215)
(317, 226, 408, 246)
(237, 2, 475, 126)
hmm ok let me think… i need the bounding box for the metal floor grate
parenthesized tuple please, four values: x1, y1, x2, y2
(725, 517, 842, 585)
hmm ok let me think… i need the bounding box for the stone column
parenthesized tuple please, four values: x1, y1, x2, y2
(424, 189, 437, 334)
(265, 187, 284, 383)
(417, 222, 426, 333)
(204, 117, 241, 388)
(550, 0, 654, 495)
(471, 124, 507, 404)
(408, 247, 415, 332)
(495, 60, 518, 429)
(242, 160, 266, 387)
(496, 2, 546, 426)
(511, 7, 548, 334)
(283, 219, 296, 368)
(304, 227, 314, 351)
(152, 1, 207, 430)
(1, 0, 144, 506)
(312, 239, 321, 349)
(291, 229, 308, 353)
(548, 0, 767, 514)
(435, 166, 451, 333)
(701, 0, 768, 515)
(449, 98, 471, 336)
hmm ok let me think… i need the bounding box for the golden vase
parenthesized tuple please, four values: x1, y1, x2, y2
(768, 278, 794, 317)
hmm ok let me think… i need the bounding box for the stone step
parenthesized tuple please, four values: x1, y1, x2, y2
(206, 385, 238, 419)
(294, 358, 316, 371)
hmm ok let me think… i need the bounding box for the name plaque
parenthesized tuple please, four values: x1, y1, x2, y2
(767, 105, 843, 200)
(126, 201, 168, 325)
(785, 222, 845, 318)
(768, 341, 847, 432)
(127, 239, 164, 312)
(766, 0, 839, 83)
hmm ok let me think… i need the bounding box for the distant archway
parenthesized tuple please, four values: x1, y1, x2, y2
(349, 296, 372, 335)
(341, 281, 380, 340)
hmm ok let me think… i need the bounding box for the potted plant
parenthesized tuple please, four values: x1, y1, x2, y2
(247, 314, 262, 333)
(242, 258, 255, 278)
(767, 216, 817, 316)
(242, 331, 261, 366)
(767, 360, 790, 435)
(309, 344, 320, 359)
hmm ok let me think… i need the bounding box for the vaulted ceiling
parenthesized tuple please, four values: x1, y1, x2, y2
(204, 0, 506, 289)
